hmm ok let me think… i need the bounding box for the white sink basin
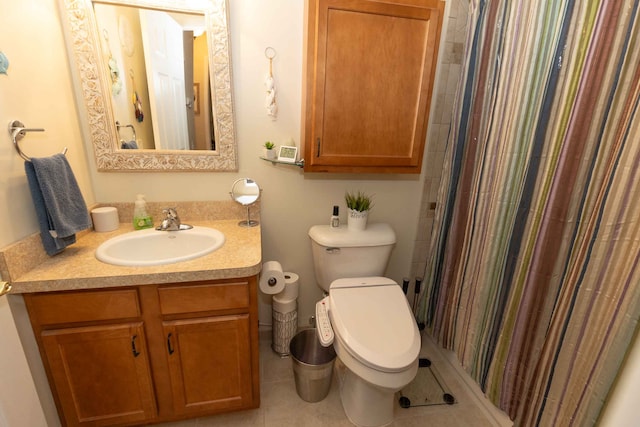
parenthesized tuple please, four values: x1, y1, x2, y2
(96, 226, 225, 266)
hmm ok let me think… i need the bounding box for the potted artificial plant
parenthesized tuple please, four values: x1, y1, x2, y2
(263, 141, 276, 159)
(345, 190, 373, 231)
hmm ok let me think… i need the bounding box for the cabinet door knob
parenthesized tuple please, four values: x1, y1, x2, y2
(131, 335, 141, 357)
(167, 333, 175, 355)
(0, 282, 11, 297)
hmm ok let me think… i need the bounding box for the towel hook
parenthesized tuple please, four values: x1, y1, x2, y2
(264, 47, 276, 77)
(8, 120, 67, 161)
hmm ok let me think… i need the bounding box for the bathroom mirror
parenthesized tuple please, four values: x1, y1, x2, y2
(58, 0, 237, 171)
(230, 178, 260, 227)
(93, 4, 214, 151)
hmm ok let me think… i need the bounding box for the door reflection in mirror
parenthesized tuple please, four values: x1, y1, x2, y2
(94, 3, 215, 151)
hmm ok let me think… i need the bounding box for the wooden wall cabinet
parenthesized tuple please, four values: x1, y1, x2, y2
(24, 278, 259, 427)
(302, 0, 444, 173)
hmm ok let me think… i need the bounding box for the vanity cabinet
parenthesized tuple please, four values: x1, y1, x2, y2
(40, 323, 156, 426)
(24, 277, 259, 427)
(156, 280, 255, 416)
(163, 315, 252, 415)
(302, 0, 444, 173)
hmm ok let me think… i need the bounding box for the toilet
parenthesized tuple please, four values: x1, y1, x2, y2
(308, 223, 420, 427)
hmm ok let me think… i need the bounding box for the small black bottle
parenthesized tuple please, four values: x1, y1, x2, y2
(330, 205, 340, 228)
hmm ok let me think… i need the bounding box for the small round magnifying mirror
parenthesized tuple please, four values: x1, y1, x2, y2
(230, 178, 261, 227)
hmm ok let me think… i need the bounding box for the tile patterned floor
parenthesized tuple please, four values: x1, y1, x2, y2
(158, 330, 511, 427)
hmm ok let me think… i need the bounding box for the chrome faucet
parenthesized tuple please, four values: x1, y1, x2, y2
(157, 208, 185, 231)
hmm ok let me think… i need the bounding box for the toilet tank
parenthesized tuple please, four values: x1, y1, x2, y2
(308, 223, 396, 292)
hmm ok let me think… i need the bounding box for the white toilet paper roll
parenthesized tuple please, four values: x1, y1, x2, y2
(272, 296, 297, 313)
(280, 272, 300, 300)
(91, 207, 119, 232)
(259, 261, 286, 294)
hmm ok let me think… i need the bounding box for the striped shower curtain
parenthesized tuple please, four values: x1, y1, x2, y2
(418, 0, 640, 425)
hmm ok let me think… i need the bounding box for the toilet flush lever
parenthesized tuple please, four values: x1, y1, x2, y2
(316, 296, 334, 347)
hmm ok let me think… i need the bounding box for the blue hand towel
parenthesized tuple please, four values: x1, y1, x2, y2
(25, 154, 92, 256)
(121, 140, 139, 149)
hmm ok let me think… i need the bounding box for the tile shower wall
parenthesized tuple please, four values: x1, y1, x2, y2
(412, 0, 469, 280)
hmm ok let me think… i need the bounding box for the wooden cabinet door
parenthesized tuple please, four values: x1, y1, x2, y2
(41, 322, 156, 426)
(303, 0, 444, 173)
(163, 315, 253, 415)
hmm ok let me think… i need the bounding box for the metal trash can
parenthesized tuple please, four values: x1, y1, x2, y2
(289, 329, 336, 402)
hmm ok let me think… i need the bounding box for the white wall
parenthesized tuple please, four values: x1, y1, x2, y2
(0, 3, 94, 245)
(0, 300, 47, 427)
(599, 327, 640, 426)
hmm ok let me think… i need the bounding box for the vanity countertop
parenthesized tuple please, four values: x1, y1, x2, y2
(3, 220, 262, 294)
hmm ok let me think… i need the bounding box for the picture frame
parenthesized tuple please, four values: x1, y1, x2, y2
(278, 145, 298, 163)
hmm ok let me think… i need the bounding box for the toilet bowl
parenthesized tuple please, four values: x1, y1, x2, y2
(319, 277, 420, 427)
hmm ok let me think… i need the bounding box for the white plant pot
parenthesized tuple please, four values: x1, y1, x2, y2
(347, 209, 368, 231)
(264, 148, 277, 159)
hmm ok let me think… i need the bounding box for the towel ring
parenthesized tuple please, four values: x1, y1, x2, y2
(8, 120, 67, 161)
(116, 121, 137, 142)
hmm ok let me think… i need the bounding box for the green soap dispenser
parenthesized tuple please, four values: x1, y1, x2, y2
(133, 194, 153, 230)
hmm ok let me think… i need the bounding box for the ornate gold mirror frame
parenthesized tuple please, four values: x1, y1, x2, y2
(58, 0, 237, 171)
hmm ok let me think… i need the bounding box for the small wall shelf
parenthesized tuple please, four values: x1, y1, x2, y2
(259, 156, 304, 168)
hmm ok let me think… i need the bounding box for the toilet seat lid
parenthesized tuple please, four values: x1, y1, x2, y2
(329, 277, 420, 372)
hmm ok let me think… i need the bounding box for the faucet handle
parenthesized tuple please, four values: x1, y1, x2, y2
(158, 207, 193, 231)
(162, 207, 178, 218)
(157, 207, 180, 230)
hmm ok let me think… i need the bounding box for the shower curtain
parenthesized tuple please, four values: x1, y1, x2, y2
(418, 0, 640, 425)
